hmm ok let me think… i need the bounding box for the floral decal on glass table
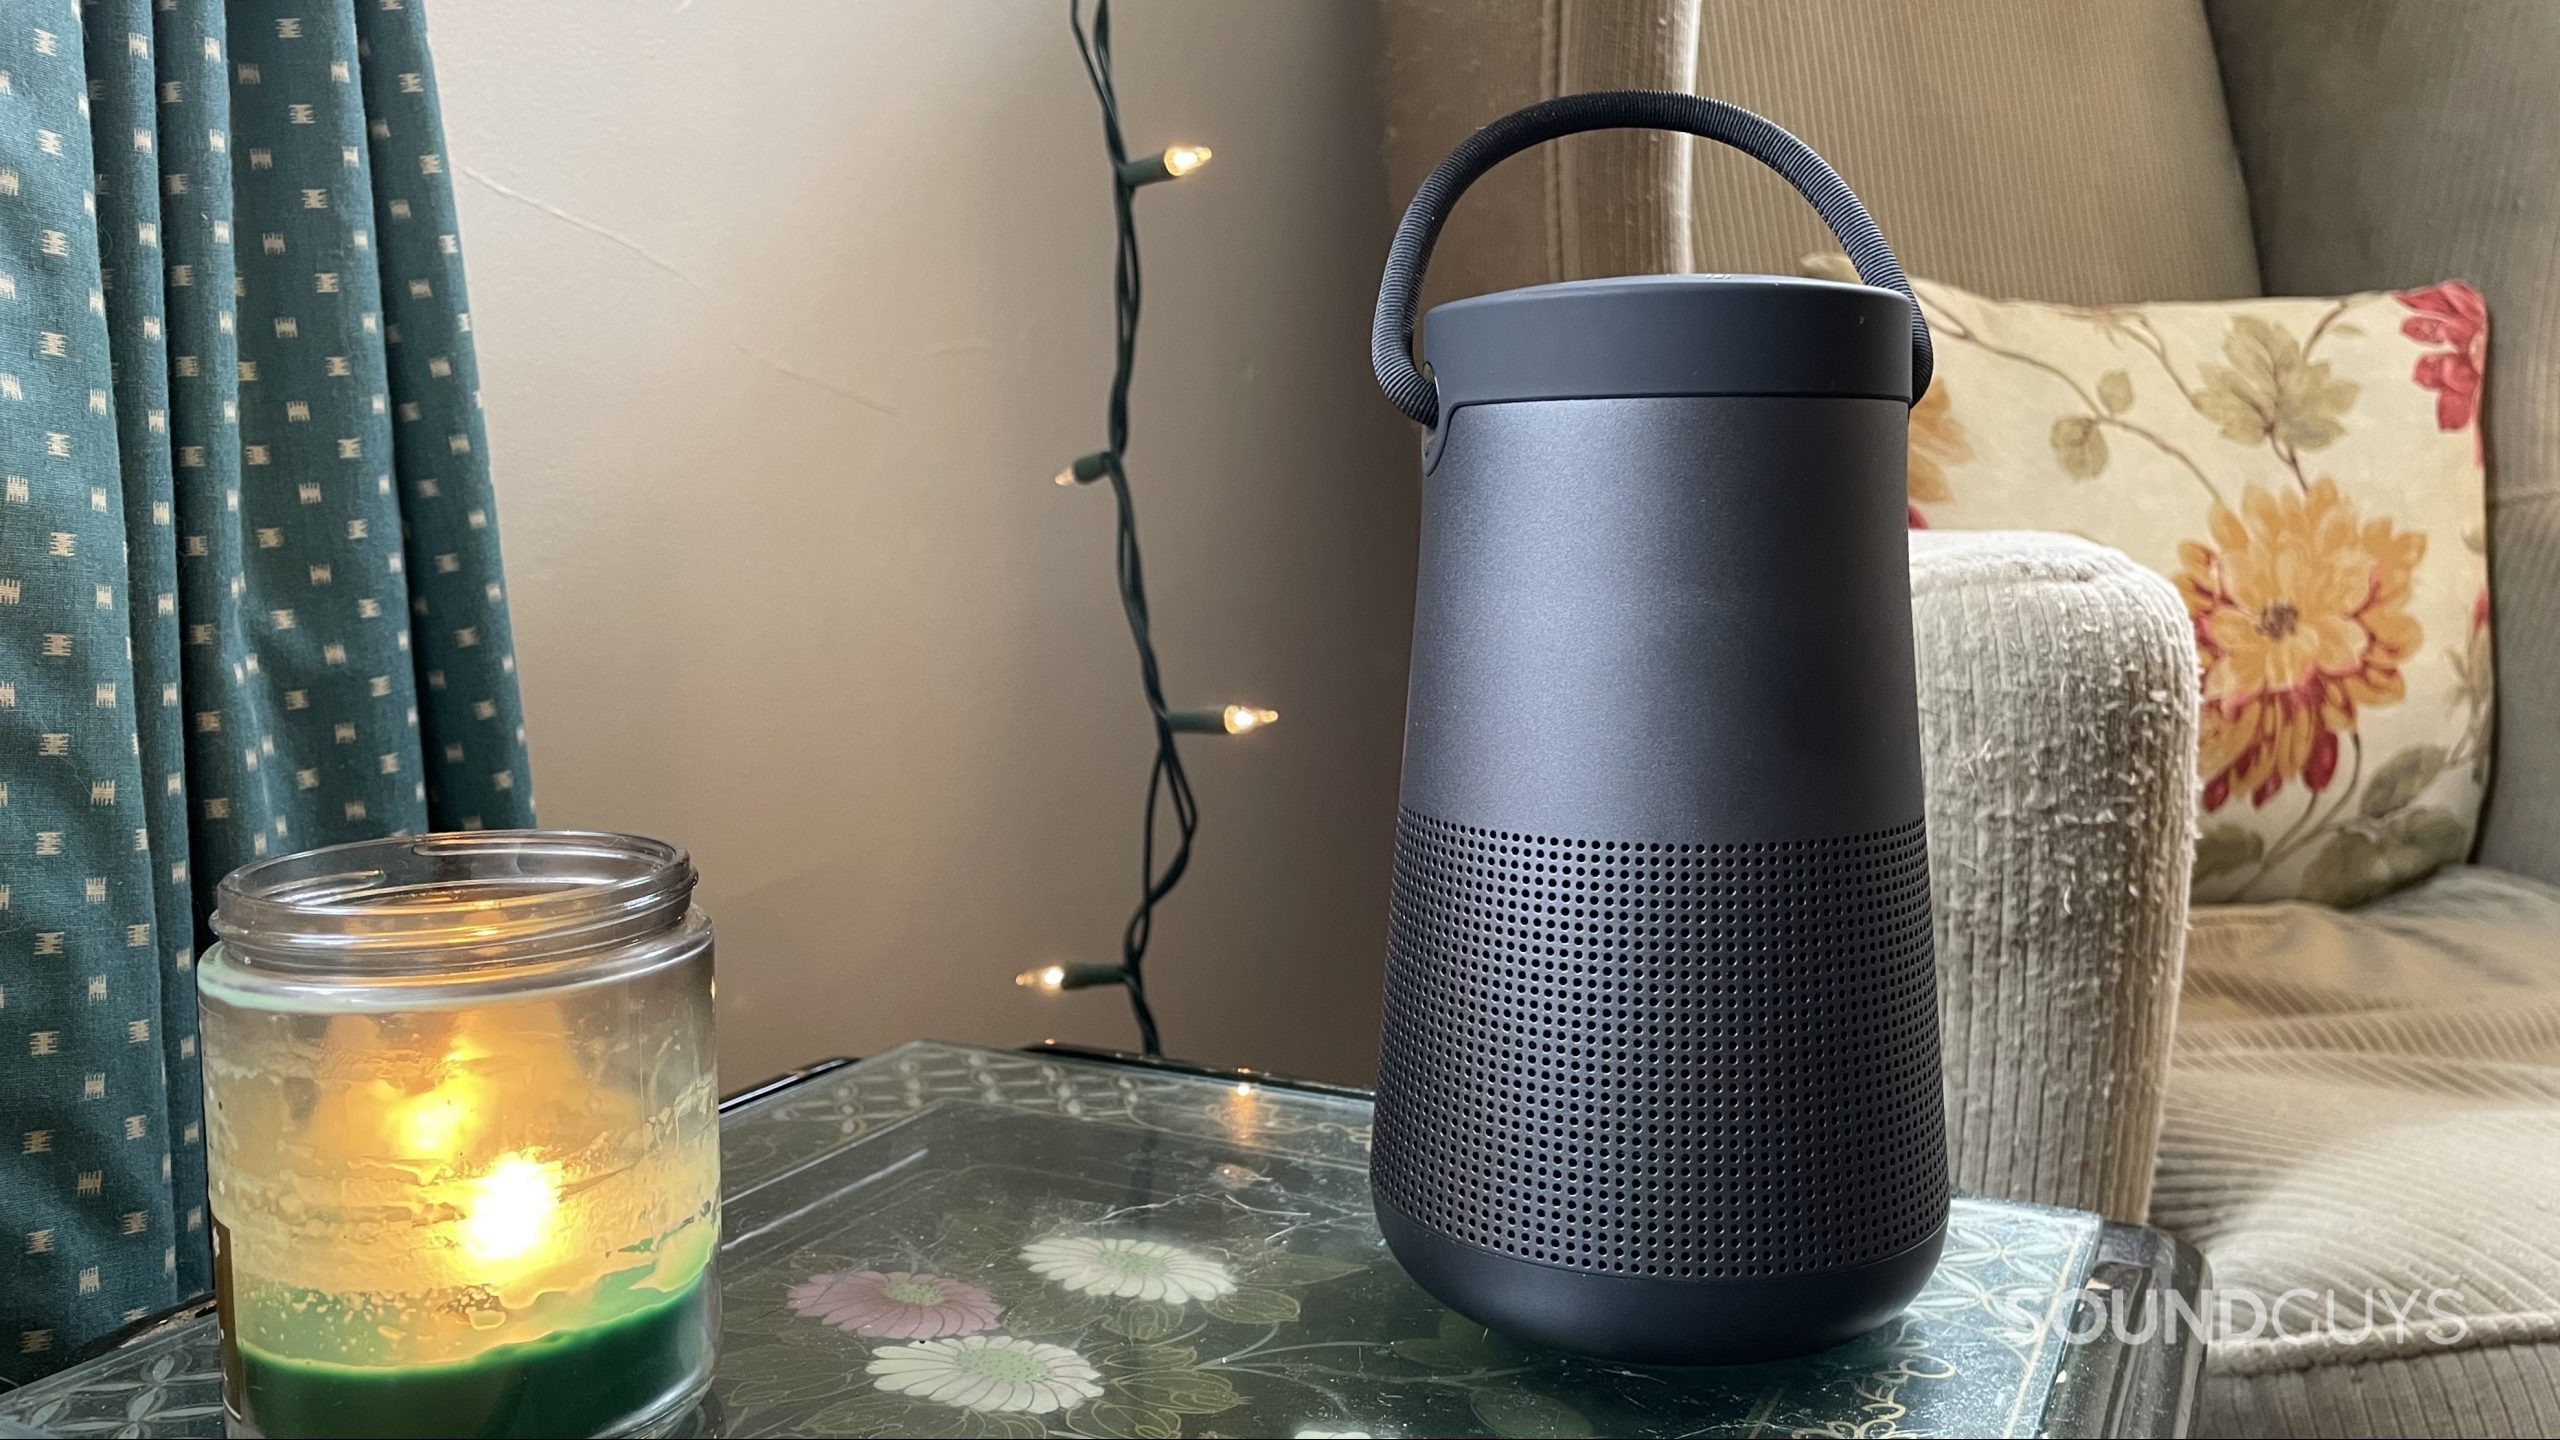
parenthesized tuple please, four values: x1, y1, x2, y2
(722, 1178, 2087, 1438)
(706, 1045, 2102, 1439)
(790, 1271, 1008, 1341)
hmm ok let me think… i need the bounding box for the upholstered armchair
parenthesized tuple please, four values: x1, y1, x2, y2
(1376, 3, 2560, 1435)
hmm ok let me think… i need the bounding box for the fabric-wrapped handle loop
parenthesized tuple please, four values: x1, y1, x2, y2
(1373, 90, 1934, 431)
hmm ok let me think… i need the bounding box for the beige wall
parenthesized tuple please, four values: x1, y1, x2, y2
(429, 1, 1418, 1088)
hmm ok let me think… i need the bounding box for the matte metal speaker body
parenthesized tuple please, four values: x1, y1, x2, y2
(1370, 275, 1950, 1366)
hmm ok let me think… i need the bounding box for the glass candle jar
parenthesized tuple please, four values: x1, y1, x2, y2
(199, 832, 720, 1439)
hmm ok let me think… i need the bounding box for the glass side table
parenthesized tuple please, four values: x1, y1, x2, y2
(0, 1041, 2204, 1437)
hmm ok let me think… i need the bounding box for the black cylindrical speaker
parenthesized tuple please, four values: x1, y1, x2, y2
(1368, 93, 1950, 1367)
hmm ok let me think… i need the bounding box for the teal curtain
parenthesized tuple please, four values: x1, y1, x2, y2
(1, 0, 530, 1380)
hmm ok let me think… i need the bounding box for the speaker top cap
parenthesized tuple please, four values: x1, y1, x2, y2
(1423, 274, 1916, 414)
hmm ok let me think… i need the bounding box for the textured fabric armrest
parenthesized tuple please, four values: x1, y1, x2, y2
(1910, 530, 2199, 1221)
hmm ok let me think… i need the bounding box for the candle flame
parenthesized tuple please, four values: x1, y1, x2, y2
(390, 1039, 498, 1160)
(457, 1152, 561, 1267)
(396, 1088, 475, 1157)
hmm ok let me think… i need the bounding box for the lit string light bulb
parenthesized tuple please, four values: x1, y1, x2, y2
(1014, 963, 1124, 993)
(1166, 705, 1279, 735)
(1055, 452, 1111, 487)
(1117, 143, 1212, 188)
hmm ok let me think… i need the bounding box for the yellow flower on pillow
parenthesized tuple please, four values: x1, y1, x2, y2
(1905, 381, 1970, 522)
(2177, 478, 2425, 811)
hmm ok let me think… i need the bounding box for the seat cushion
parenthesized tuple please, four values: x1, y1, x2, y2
(2203, 1342, 2560, 1438)
(2156, 869, 2560, 1435)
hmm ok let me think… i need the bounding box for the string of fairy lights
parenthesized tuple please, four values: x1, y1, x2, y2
(1016, 0, 1275, 1056)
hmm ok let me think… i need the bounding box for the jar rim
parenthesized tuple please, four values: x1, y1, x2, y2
(211, 830, 696, 977)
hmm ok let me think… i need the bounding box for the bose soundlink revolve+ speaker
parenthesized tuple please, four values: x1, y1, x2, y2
(1366, 92, 1950, 1366)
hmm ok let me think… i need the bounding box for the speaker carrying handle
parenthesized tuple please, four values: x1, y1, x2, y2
(1372, 90, 1933, 432)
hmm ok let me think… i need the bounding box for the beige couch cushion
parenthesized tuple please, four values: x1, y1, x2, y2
(1375, 0, 2260, 307)
(2157, 866, 2560, 1434)
(2203, 1342, 2560, 1438)
(1377, 0, 1702, 308)
(2209, 0, 2560, 886)
(1688, 0, 2259, 303)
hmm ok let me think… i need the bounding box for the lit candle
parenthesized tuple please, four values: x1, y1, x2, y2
(201, 833, 721, 1439)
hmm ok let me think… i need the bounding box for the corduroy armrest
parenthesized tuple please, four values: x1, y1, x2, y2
(1910, 530, 2199, 1220)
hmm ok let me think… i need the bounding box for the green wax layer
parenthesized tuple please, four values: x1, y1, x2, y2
(230, 1273, 712, 1439)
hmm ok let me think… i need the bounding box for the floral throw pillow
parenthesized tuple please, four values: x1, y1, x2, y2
(1808, 257, 2494, 907)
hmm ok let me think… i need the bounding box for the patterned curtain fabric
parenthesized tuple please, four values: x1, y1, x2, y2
(2, 0, 530, 1380)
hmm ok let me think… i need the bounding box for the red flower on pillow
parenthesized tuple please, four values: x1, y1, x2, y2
(2396, 282, 2487, 442)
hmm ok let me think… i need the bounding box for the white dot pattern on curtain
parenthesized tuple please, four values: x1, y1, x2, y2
(1, 0, 531, 1380)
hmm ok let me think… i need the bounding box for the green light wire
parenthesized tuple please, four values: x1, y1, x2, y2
(1065, 0, 1200, 1058)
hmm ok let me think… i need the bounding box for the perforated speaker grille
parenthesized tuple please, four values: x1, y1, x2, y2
(1372, 810, 1947, 1279)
